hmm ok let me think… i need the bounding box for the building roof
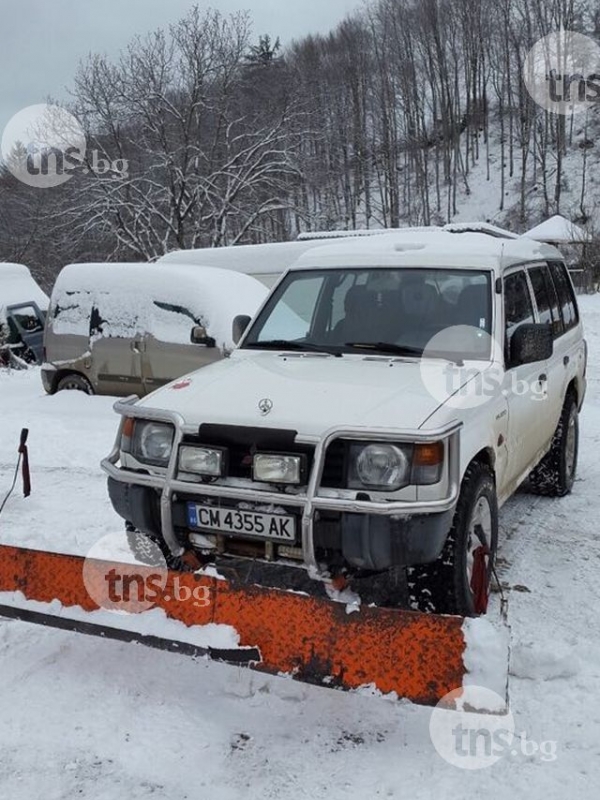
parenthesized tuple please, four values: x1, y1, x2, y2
(524, 215, 590, 244)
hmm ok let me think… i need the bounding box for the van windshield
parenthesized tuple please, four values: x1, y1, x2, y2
(242, 268, 493, 360)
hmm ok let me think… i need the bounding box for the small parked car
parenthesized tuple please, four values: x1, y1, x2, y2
(41, 262, 268, 396)
(0, 262, 48, 366)
(102, 230, 586, 615)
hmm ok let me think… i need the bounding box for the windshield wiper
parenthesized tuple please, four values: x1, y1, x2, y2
(346, 342, 464, 365)
(345, 342, 425, 358)
(245, 340, 343, 357)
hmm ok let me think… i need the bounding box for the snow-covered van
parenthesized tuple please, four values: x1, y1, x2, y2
(0, 262, 49, 365)
(41, 262, 268, 396)
(157, 239, 364, 289)
(102, 230, 586, 615)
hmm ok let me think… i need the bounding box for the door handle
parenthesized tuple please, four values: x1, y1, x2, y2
(564, 355, 570, 366)
(538, 374, 547, 383)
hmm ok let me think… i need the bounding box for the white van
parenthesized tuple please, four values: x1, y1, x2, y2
(157, 239, 360, 288)
(41, 262, 267, 396)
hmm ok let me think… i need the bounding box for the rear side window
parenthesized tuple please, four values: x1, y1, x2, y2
(549, 262, 579, 332)
(528, 266, 563, 338)
(504, 270, 535, 360)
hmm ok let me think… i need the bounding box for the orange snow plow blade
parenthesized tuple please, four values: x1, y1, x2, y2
(0, 544, 467, 705)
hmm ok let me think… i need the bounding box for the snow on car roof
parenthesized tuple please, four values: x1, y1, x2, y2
(297, 222, 518, 241)
(291, 229, 561, 272)
(0, 262, 49, 311)
(50, 262, 268, 349)
(157, 238, 360, 275)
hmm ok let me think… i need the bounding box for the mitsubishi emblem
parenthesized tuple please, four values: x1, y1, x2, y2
(258, 398, 273, 416)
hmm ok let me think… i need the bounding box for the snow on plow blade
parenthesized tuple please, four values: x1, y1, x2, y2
(0, 544, 500, 706)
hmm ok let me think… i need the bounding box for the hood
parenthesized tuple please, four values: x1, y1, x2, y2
(137, 351, 470, 437)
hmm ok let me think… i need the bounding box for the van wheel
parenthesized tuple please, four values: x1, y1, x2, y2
(527, 394, 578, 497)
(57, 374, 94, 394)
(408, 462, 498, 616)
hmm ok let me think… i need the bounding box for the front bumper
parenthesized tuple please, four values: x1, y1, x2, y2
(101, 397, 462, 575)
(40, 364, 57, 394)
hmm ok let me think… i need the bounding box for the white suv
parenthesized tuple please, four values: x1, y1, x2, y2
(102, 230, 586, 616)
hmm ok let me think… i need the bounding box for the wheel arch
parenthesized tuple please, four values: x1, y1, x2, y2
(566, 377, 579, 408)
(55, 369, 94, 393)
(462, 446, 496, 483)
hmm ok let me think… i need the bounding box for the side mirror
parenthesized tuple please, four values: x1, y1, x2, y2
(232, 314, 252, 345)
(510, 323, 553, 367)
(191, 325, 216, 348)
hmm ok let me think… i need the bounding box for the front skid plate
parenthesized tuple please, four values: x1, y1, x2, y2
(0, 544, 465, 705)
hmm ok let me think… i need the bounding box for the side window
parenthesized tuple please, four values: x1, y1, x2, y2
(504, 270, 535, 364)
(9, 305, 44, 334)
(549, 262, 579, 332)
(528, 266, 563, 338)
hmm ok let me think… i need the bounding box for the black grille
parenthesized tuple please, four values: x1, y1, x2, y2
(321, 439, 347, 488)
(185, 425, 315, 483)
(183, 425, 348, 488)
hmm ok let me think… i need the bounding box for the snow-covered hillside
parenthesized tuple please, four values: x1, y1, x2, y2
(1, 298, 600, 798)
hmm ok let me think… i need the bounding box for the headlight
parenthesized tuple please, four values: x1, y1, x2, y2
(253, 453, 304, 485)
(347, 441, 444, 491)
(130, 421, 175, 465)
(179, 446, 226, 478)
(349, 444, 410, 491)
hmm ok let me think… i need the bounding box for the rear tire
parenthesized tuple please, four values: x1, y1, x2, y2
(527, 394, 578, 497)
(57, 374, 93, 394)
(408, 462, 498, 616)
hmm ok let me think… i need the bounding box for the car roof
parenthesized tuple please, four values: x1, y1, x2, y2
(54, 261, 264, 290)
(157, 239, 360, 275)
(0, 262, 49, 311)
(291, 230, 562, 272)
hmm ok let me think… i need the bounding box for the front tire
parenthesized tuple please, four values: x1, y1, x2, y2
(57, 373, 94, 394)
(528, 394, 578, 497)
(126, 525, 168, 567)
(408, 461, 498, 616)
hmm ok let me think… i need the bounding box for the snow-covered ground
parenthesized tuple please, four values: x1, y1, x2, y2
(1, 297, 600, 798)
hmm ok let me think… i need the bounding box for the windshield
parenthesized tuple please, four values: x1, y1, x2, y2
(242, 268, 493, 360)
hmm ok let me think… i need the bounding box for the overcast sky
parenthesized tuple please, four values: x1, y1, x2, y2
(0, 0, 361, 132)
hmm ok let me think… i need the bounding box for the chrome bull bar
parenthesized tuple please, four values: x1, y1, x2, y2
(101, 396, 462, 575)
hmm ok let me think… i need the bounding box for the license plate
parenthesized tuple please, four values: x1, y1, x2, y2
(187, 504, 296, 542)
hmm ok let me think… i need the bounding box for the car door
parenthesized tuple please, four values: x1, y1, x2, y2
(502, 268, 550, 486)
(5, 303, 46, 363)
(88, 299, 145, 397)
(526, 263, 565, 449)
(547, 261, 585, 414)
(141, 299, 222, 393)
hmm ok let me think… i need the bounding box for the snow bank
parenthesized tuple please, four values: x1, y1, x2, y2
(462, 615, 510, 712)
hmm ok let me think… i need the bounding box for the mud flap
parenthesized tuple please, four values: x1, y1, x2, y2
(0, 544, 508, 707)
